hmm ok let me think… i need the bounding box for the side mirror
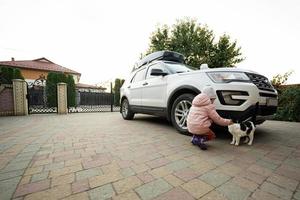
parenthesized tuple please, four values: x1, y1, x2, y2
(151, 69, 168, 76)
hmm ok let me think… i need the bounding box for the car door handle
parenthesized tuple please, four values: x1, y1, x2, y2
(127, 86, 131, 88)
(143, 82, 148, 86)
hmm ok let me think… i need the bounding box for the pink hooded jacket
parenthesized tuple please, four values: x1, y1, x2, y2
(187, 93, 231, 135)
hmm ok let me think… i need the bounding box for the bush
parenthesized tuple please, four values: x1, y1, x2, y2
(274, 86, 300, 122)
(0, 66, 24, 84)
(113, 78, 125, 106)
(46, 72, 76, 107)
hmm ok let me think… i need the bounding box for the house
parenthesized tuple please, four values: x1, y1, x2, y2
(0, 57, 81, 85)
(0, 57, 107, 92)
(76, 83, 106, 93)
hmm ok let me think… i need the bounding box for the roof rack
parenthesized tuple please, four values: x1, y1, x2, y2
(132, 51, 184, 71)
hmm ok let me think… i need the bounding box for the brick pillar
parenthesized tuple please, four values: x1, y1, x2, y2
(12, 79, 28, 116)
(57, 83, 68, 114)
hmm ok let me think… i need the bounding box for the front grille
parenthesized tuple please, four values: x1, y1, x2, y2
(246, 73, 275, 92)
(259, 92, 278, 98)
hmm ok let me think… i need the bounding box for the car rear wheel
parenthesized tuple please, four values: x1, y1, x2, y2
(121, 99, 134, 120)
(171, 93, 195, 135)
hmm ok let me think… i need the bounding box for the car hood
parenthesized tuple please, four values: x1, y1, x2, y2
(178, 67, 262, 76)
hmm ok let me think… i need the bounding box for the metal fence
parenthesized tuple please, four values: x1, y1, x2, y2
(68, 91, 120, 113)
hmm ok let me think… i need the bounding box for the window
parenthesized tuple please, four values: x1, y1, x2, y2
(146, 63, 169, 79)
(131, 68, 146, 83)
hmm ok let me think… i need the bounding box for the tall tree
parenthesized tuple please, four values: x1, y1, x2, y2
(113, 78, 125, 106)
(146, 18, 244, 68)
(67, 75, 76, 107)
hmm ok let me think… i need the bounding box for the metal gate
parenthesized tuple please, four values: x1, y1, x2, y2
(27, 77, 57, 114)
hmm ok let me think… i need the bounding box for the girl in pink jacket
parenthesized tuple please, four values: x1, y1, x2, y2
(187, 86, 232, 150)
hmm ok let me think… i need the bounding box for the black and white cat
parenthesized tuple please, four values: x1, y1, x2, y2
(228, 121, 256, 146)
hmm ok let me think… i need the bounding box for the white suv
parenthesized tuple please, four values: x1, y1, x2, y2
(120, 51, 278, 135)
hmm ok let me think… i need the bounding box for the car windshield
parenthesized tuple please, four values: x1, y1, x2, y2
(165, 62, 195, 74)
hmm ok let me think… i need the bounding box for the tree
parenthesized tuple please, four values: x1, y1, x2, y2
(271, 70, 294, 89)
(0, 66, 24, 84)
(67, 75, 76, 107)
(146, 18, 244, 68)
(113, 78, 125, 106)
(46, 72, 76, 107)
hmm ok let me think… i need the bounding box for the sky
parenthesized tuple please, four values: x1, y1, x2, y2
(0, 0, 299, 87)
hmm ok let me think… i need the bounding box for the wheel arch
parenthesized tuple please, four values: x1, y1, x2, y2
(167, 86, 200, 121)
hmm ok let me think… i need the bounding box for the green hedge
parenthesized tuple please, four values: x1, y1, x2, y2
(46, 72, 76, 107)
(274, 86, 300, 122)
(113, 78, 125, 106)
(0, 66, 24, 84)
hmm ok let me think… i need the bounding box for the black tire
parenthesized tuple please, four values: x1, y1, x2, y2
(121, 98, 134, 120)
(171, 93, 195, 135)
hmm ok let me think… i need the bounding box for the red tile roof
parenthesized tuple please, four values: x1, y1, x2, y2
(0, 57, 81, 75)
(76, 83, 106, 90)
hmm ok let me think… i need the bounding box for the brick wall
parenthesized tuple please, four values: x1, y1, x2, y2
(0, 84, 14, 116)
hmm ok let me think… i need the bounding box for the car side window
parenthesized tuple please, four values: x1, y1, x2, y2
(131, 68, 146, 83)
(146, 63, 168, 79)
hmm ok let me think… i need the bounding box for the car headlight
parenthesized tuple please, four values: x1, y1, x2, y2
(207, 72, 250, 83)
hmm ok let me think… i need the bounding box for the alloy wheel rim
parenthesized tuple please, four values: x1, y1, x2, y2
(174, 100, 192, 129)
(122, 101, 128, 117)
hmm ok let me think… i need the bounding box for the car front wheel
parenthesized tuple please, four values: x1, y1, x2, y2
(121, 99, 134, 120)
(171, 93, 195, 135)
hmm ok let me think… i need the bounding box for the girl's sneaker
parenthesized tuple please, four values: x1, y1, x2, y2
(198, 143, 207, 150)
(199, 138, 207, 150)
(191, 135, 199, 145)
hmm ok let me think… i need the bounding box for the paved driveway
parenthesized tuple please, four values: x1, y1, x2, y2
(0, 113, 299, 200)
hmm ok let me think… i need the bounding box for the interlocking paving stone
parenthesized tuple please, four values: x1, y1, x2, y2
(173, 167, 200, 182)
(76, 168, 103, 181)
(163, 174, 184, 187)
(267, 173, 299, 191)
(0, 169, 24, 181)
(0, 176, 21, 200)
(31, 171, 49, 182)
(251, 189, 281, 200)
(1, 160, 31, 172)
(0, 114, 300, 200)
(199, 190, 229, 200)
(199, 170, 231, 187)
(43, 161, 64, 171)
(154, 187, 194, 200)
(256, 159, 279, 170)
(231, 177, 258, 192)
(165, 160, 190, 171)
(88, 184, 115, 200)
(181, 178, 214, 199)
(120, 167, 136, 177)
(112, 190, 141, 200)
(23, 183, 72, 200)
(260, 181, 293, 200)
(135, 178, 172, 200)
(294, 190, 300, 200)
(275, 164, 300, 181)
(14, 179, 50, 197)
(89, 172, 123, 188)
(137, 172, 155, 183)
(113, 176, 142, 194)
(217, 182, 251, 200)
(63, 192, 89, 200)
(52, 173, 75, 186)
(72, 179, 90, 193)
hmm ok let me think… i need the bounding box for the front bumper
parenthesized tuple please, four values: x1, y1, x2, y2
(217, 104, 277, 124)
